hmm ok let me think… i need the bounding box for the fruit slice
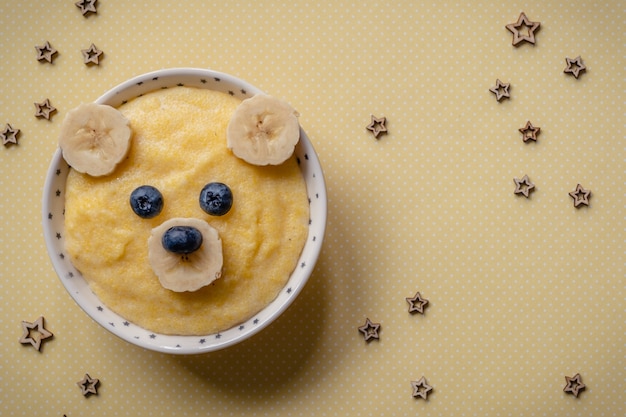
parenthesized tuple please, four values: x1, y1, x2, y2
(227, 94, 300, 165)
(58, 103, 131, 176)
(148, 218, 223, 292)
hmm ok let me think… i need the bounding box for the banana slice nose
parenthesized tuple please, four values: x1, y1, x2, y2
(148, 218, 223, 292)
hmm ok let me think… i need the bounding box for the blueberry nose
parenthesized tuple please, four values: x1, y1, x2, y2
(162, 226, 203, 254)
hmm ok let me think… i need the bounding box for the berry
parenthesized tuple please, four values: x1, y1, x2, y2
(130, 185, 164, 218)
(199, 182, 233, 216)
(162, 226, 203, 254)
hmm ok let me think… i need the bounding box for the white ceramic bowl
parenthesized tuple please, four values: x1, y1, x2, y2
(42, 68, 327, 354)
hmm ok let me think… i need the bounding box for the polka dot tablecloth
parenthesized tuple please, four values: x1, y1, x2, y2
(1, 1, 623, 416)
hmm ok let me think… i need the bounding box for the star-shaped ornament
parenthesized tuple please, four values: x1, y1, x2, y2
(514, 175, 535, 198)
(563, 373, 585, 397)
(406, 291, 429, 314)
(77, 373, 100, 396)
(34, 99, 57, 120)
(505, 12, 540, 46)
(366, 115, 387, 139)
(75, 0, 97, 16)
(19, 316, 53, 351)
(82, 43, 103, 65)
(564, 56, 586, 79)
(569, 184, 591, 207)
(358, 318, 381, 342)
(489, 79, 510, 102)
(35, 41, 58, 63)
(1, 123, 20, 146)
(411, 377, 433, 400)
(519, 121, 540, 142)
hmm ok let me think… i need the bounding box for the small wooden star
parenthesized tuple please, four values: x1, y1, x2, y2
(489, 79, 510, 102)
(1, 123, 20, 146)
(564, 56, 586, 79)
(358, 318, 381, 342)
(519, 121, 540, 142)
(366, 115, 387, 139)
(34, 99, 57, 120)
(77, 373, 100, 396)
(411, 377, 433, 400)
(406, 291, 429, 314)
(19, 316, 53, 351)
(514, 175, 535, 198)
(563, 373, 586, 397)
(569, 184, 591, 207)
(75, 0, 97, 16)
(505, 12, 540, 46)
(81, 43, 103, 65)
(35, 41, 58, 63)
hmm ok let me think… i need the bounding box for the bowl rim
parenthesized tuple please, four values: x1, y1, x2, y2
(42, 68, 327, 354)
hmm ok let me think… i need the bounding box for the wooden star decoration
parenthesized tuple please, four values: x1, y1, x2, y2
(35, 41, 58, 63)
(358, 318, 381, 342)
(19, 316, 53, 351)
(77, 373, 100, 396)
(75, 0, 97, 16)
(505, 12, 540, 46)
(564, 56, 586, 79)
(82, 43, 103, 65)
(489, 79, 510, 102)
(1, 123, 20, 146)
(563, 373, 586, 397)
(366, 115, 387, 139)
(569, 184, 591, 207)
(519, 120, 540, 142)
(411, 377, 433, 400)
(514, 175, 535, 198)
(34, 99, 57, 120)
(406, 291, 429, 314)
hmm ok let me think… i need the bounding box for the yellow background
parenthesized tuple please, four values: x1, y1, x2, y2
(1, 1, 623, 416)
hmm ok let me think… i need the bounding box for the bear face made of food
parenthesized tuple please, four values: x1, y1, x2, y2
(59, 87, 309, 336)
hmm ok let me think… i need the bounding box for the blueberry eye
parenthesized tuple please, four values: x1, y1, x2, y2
(199, 182, 233, 216)
(130, 185, 164, 218)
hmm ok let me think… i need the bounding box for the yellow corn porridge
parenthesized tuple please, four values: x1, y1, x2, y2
(63, 87, 309, 335)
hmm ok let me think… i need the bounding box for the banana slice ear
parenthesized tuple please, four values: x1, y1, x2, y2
(148, 218, 223, 292)
(58, 103, 132, 177)
(226, 94, 300, 166)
